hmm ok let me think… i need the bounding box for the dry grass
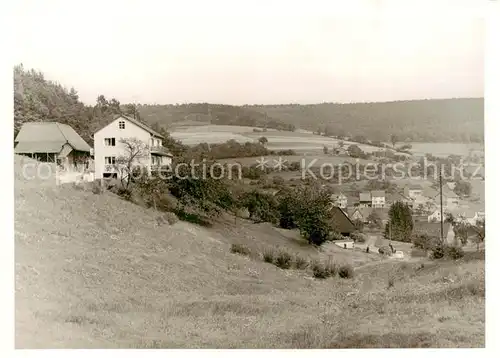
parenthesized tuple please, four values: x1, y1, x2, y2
(15, 156, 484, 348)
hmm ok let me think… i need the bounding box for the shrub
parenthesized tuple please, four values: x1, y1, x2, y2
(444, 246, 465, 260)
(173, 205, 213, 227)
(277, 149, 296, 156)
(272, 175, 285, 186)
(294, 255, 309, 270)
(163, 212, 179, 225)
(325, 261, 338, 277)
(275, 250, 292, 269)
(239, 190, 279, 224)
(413, 234, 438, 251)
(262, 248, 276, 263)
(431, 244, 445, 259)
(378, 246, 392, 255)
(329, 232, 346, 241)
(387, 276, 395, 289)
(91, 181, 102, 194)
(230, 243, 251, 256)
(116, 187, 132, 201)
(311, 260, 330, 279)
(351, 231, 366, 243)
(338, 264, 354, 279)
(289, 161, 301, 171)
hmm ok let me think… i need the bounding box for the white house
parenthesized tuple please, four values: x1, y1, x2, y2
(93, 115, 173, 180)
(404, 184, 423, 200)
(371, 190, 386, 208)
(427, 209, 443, 223)
(331, 192, 348, 209)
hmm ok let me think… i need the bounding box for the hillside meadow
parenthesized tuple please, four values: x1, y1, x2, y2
(15, 156, 484, 348)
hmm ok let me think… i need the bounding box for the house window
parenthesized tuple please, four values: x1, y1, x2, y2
(105, 156, 116, 165)
(119, 121, 125, 129)
(104, 138, 116, 146)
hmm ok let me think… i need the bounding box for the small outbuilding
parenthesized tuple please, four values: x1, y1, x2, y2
(15, 122, 92, 172)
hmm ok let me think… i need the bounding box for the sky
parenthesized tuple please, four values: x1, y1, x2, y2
(13, 0, 484, 105)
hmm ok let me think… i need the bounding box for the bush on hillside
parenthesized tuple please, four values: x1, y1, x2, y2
(230, 243, 251, 256)
(351, 231, 366, 243)
(262, 248, 276, 263)
(173, 205, 213, 227)
(431, 244, 445, 259)
(91, 181, 103, 195)
(294, 254, 309, 270)
(163, 212, 179, 225)
(338, 264, 354, 279)
(288, 161, 301, 171)
(274, 250, 293, 269)
(444, 246, 465, 260)
(272, 175, 285, 186)
(378, 246, 392, 256)
(155, 212, 179, 226)
(276, 186, 336, 246)
(168, 161, 236, 217)
(412, 234, 437, 251)
(239, 190, 279, 224)
(311, 260, 330, 279)
(115, 187, 132, 201)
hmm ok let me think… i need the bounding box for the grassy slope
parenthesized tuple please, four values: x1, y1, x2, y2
(15, 156, 484, 348)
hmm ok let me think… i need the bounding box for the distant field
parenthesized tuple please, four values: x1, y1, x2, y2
(170, 124, 484, 159)
(171, 125, 395, 154)
(408, 142, 484, 157)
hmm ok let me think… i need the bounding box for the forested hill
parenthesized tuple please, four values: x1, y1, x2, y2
(136, 103, 296, 131)
(247, 99, 484, 143)
(14, 64, 483, 144)
(14, 64, 147, 145)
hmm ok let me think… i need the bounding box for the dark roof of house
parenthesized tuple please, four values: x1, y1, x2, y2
(371, 190, 385, 198)
(330, 206, 356, 233)
(14, 122, 91, 154)
(359, 192, 371, 202)
(348, 207, 372, 219)
(422, 187, 439, 198)
(95, 114, 164, 139)
(413, 221, 452, 238)
(386, 192, 411, 202)
(408, 184, 423, 190)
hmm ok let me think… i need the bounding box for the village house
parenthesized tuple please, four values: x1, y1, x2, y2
(347, 207, 388, 226)
(359, 192, 372, 208)
(93, 115, 173, 180)
(403, 184, 423, 199)
(370, 190, 386, 208)
(330, 192, 348, 209)
(14, 122, 92, 182)
(427, 209, 443, 223)
(348, 207, 370, 223)
(449, 208, 485, 226)
(428, 186, 460, 209)
(329, 206, 356, 237)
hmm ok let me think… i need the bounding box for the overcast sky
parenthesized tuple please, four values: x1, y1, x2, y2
(13, 1, 484, 105)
